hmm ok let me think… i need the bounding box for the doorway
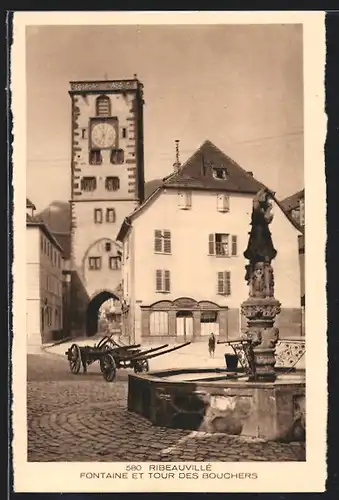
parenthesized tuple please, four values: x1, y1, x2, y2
(176, 311, 193, 340)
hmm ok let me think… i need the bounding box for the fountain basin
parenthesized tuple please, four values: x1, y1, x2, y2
(128, 367, 305, 442)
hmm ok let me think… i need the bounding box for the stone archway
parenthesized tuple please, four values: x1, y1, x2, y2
(86, 290, 121, 337)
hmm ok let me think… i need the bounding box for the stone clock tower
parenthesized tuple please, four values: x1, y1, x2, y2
(68, 78, 145, 336)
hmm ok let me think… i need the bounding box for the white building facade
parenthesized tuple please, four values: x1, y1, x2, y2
(26, 208, 64, 346)
(117, 141, 303, 344)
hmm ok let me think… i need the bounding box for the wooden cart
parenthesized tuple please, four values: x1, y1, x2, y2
(65, 336, 191, 382)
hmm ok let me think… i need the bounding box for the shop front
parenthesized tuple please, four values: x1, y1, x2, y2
(140, 297, 229, 342)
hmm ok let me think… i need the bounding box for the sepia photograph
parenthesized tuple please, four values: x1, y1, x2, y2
(11, 11, 326, 494)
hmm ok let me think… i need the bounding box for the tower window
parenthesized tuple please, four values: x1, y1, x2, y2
(81, 177, 97, 191)
(109, 256, 121, 270)
(105, 176, 120, 191)
(89, 256, 101, 270)
(105, 242, 112, 252)
(96, 95, 111, 116)
(110, 149, 124, 164)
(94, 208, 103, 223)
(81, 128, 88, 139)
(106, 208, 116, 223)
(89, 150, 102, 165)
(122, 128, 127, 139)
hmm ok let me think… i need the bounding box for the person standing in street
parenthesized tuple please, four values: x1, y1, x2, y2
(208, 332, 216, 357)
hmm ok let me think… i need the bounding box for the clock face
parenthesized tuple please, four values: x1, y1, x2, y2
(91, 121, 116, 149)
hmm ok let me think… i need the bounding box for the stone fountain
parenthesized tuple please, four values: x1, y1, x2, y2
(127, 188, 305, 442)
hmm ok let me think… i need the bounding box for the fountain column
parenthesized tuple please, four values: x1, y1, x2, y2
(241, 188, 281, 383)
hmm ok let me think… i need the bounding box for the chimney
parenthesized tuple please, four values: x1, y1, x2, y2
(247, 171, 253, 177)
(173, 139, 181, 172)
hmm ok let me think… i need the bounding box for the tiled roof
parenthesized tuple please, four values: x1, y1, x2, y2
(162, 140, 265, 194)
(281, 189, 304, 212)
(26, 216, 65, 254)
(52, 232, 71, 260)
(26, 198, 36, 209)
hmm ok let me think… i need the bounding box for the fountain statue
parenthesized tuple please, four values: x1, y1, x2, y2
(241, 188, 281, 382)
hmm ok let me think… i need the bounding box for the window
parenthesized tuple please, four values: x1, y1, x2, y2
(217, 271, 231, 295)
(96, 95, 111, 116)
(231, 235, 238, 256)
(105, 176, 120, 191)
(122, 128, 127, 139)
(106, 208, 116, 223)
(89, 150, 102, 165)
(94, 208, 103, 224)
(209, 233, 229, 256)
(217, 194, 230, 212)
(81, 128, 88, 140)
(105, 242, 112, 252)
(81, 177, 97, 191)
(110, 149, 125, 164)
(212, 167, 227, 180)
(178, 191, 192, 210)
(55, 308, 59, 328)
(109, 256, 121, 270)
(40, 234, 43, 251)
(150, 311, 169, 336)
(154, 230, 171, 254)
(200, 311, 219, 337)
(89, 257, 101, 270)
(57, 253, 61, 268)
(156, 269, 171, 293)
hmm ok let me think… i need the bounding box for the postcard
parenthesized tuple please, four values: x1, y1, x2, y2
(11, 10, 327, 493)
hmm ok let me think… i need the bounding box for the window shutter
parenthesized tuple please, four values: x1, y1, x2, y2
(225, 271, 231, 296)
(209, 234, 215, 255)
(217, 272, 224, 294)
(163, 230, 171, 253)
(154, 230, 162, 252)
(186, 191, 192, 208)
(156, 270, 162, 292)
(231, 235, 237, 256)
(178, 192, 184, 207)
(224, 196, 230, 212)
(164, 270, 171, 292)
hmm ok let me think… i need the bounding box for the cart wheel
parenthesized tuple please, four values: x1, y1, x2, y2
(68, 344, 81, 374)
(100, 353, 116, 382)
(134, 359, 149, 374)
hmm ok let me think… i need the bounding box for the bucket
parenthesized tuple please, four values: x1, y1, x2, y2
(225, 353, 239, 370)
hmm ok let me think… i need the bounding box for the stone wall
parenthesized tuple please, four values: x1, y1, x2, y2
(128, 371, 305, 442)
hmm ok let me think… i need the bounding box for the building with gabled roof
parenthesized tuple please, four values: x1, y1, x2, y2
(117, 140, 303, 344)
(26, 198, 65, 346)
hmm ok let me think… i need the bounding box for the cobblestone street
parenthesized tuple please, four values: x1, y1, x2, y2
(27, 353, 305, 462)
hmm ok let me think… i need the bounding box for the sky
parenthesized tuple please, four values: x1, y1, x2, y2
(26, 23, 304, 212)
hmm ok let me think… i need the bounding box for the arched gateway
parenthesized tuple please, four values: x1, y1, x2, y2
(86, 290, 121, 336)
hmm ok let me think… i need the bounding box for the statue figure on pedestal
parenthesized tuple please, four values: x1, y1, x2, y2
(241, 187, 281, 382)
(244, 187, 277, 266)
